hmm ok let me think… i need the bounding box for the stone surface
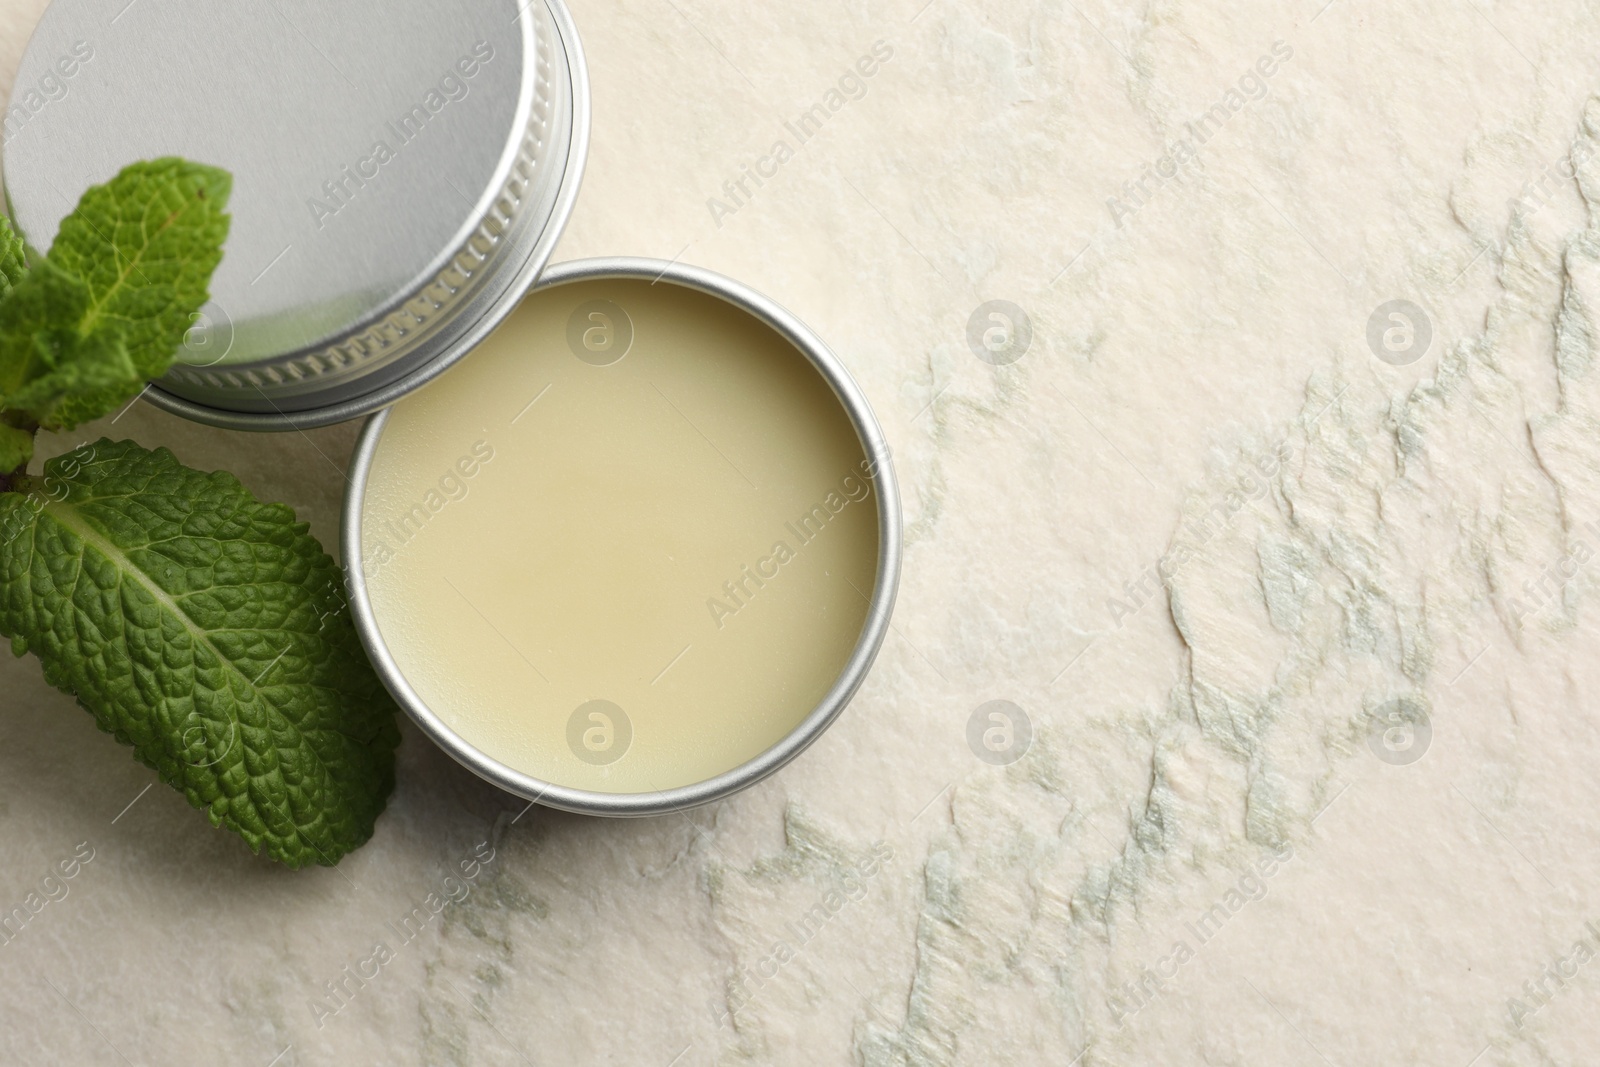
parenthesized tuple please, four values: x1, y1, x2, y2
(2, 0, 1599, 1064)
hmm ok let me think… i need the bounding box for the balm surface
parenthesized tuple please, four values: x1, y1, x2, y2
(360, 278, 880, 792)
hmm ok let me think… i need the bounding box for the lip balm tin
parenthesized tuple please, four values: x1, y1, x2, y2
(3, 0, 903, 814)
(344, 258, 901, 815)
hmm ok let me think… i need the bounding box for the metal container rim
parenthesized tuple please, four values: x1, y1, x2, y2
(341, 256, 903, 817)
(139, 0, 592, 433)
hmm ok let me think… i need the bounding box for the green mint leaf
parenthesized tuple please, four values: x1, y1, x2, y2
(0, 260, 139, 430)
(0, 424, 33, 475)
(0, 159, 230, 431)
(0, 214, 26, 299)
(5, 327, 138, 419)
(46, 158, 230, 376)
(0, 440, 400, 867)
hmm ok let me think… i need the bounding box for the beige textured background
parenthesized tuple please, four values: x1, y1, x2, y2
(4, 0, 1600, 1064)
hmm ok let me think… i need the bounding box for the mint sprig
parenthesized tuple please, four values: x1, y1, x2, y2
(0, 160, 401, 867)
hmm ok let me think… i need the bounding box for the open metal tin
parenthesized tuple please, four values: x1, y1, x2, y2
(341, 258, 902, 815)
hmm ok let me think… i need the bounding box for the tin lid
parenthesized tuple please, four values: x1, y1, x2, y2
(2, 0, 588, 430)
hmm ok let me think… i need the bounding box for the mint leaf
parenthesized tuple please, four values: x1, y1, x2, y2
(0, 424, 33, 475)
(0, 440, 400, 867)
(0, 260, 139, 431)
(46, 158, 229, 378)
(0, 214, 25, 299)
(0, 159, 230, 433)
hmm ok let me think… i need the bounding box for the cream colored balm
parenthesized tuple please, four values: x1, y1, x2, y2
(360, 279, 880, 792)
